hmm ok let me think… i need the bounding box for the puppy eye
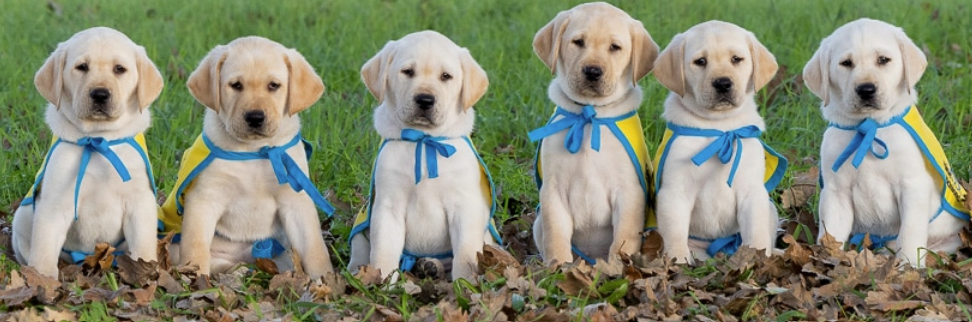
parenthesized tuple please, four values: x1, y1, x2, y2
(229, 81, 243, 91)
(840, 59, 854, 68)
(609, 44, 621, 52)
(440, 73, 452, 81)
(572, 39, 585, 48)
(113, 65, 127, 75)
(693, 58, 707, 67)
(268, 82, 280, 91)
(402, 68, 415, 78)
(76, 63, 89, 72)
(878, 56, 891, 65)
(731, 56, 743, 64)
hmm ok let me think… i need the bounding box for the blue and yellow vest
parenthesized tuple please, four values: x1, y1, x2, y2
(652, 123, 788, 257)
(21, 133, 156, 263)
(825, 106, 969, 248)
(349, 129, 503, 272)
(528, 105, 655, 263)
(158, 133, 334, 259)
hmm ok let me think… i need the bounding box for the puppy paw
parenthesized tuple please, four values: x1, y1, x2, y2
(413, 257, 446, 280)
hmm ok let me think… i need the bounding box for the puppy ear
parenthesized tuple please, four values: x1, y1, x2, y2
(747, 32, 779, 92)
(187, 45, 228, 112)
(653, 33, 686, 97)
(361, 40, 397, 102)
(458, 48, 489, 110)
(284, 49, 325, 115)
(802, 39, 831, 105)
(628, 20, 660, 83)
(533, 10, 571, 74)
(35, 42, 68, 108)
(894, 27, 927, 94)
(134, 45, 164, 111)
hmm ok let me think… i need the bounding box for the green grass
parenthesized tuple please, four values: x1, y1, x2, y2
(2, 0, 972, 319)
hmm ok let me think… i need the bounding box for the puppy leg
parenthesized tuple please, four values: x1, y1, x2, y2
(11, 207, 34, 265)
(123, 192, 160, 262)
(817, 186, 854, 243)
(610, 192, 645, 258)
(737, 189, 777, 256)
(279, 195, 333, 278)
(538, 186, 574, 265)
(347, 233, 371, 274)
(179, 199, 224, 275)
(369, 197, 406, 278)
(448, 201, 489, 280)
(27, 201, 74, 277)
(656, 187, 693, 264)
(895, 191, 933, 267)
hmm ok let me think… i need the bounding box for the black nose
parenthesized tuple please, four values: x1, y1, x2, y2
(414, 94, 435, 110)
(712, 77, 733, 93)
(582, 66, 603, 81)
(856, 83, 877, 100)
(90, 88, 111, 103)
(244, 110, 265, 128)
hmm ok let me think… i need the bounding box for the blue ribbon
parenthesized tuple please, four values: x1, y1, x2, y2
(203, 134, 335, 216)
(64, 239, 127, 264)
(399, 249, 452, 272)
(399, 129, 457, 184)
(831, 119, 889, 172)
(528, 106, 637, 154)
(571, 244, 597, 264)
(849, 233, 897, 250)
(252, 238, 287, 259)
(71, 137, 134, 221)
(705, 234, 742, 257)
(667, 124, 762, 187)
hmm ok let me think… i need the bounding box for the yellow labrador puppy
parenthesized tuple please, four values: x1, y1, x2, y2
(528, 2, 659, 265)
(347, 30, 499, 281)
(158, 37, 334, 278)
(804, 18, 969, 266)
(652, 21, 785, 264)
(13, 27, 164, 278)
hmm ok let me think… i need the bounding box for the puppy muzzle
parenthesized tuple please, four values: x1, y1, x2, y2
(81, 87, 118, 120)
(852, 83, 881, 111)
(407, 93, 437, 126)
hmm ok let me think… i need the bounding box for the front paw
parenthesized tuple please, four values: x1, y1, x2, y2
(413, 257, 446, 280)
(666, 246, 694, 265)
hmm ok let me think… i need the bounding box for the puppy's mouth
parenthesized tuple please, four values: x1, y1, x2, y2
(406, 114, 436, 127)
(80, 104, 120, 121)
(852, 100, 882, 112)
(706, 95, 738, 111)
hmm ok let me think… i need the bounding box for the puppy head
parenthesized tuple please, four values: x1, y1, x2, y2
(533, 2, 659, 105)
(361, 30, 488, 129)
(35, 27, 163, 131)
(803, 18, 925, 118)
(654, 21, 778, 116)
(187, 36, 324, 140)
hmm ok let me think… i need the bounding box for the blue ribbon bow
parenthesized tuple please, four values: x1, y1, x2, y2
(399, 129, 457, 184)
(252, 238, 287, 259)
(668, 124, 762, 187)
(528, 106, 637, 154)
(72, 137, 134, 220)
(831, 119, 889, 172)
(706, 234, 743, 257)
(849, 232, 897, 250)
(204, 134, 336, 216)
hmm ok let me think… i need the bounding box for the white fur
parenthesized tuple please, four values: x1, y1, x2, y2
(177, 37, 332, 278)
(805, 18, 962, 266)
(652, 21, 781, 264)
(348, 31, 493, 281)
(13, 27, 163, 278)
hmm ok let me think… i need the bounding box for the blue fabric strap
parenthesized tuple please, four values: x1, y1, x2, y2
(690, 234, 743, 257)
(571, 244, 596, 264)
(63, 239, 127, 264)
(528, 106, 637, 154)
(252, 238, 287, 259)
(849, 232, 897, 250)
(203, 134, 335, 216)
(70, 137, 136, 221)
(831, 119, 889, 172)
(667, 123, 763, 187)
(398, 129, 457, 184)
(400, 249, 452, 272)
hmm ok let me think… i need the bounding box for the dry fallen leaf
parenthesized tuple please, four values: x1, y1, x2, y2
(254, 258, 279, 275)
(116, 255, 158, 287)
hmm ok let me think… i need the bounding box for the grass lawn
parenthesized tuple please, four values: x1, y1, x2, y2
(2, 0, 972, 321)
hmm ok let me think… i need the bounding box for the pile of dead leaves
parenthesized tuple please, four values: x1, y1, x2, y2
(3, 232, 972, 321)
